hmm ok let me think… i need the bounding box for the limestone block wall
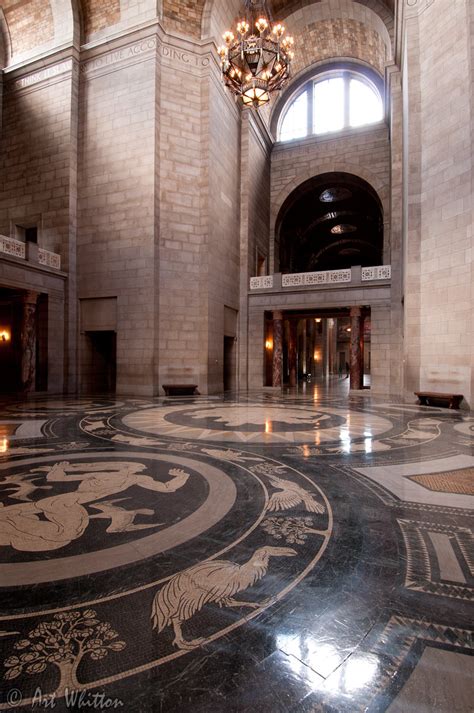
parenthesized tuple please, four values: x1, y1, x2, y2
(157, 38, 209, 393)
(78, 37, 158, 395)
(207, 72, 241, 393)
(238, 113, 272, 391)
(82, 0, 160, 45)
(403, 0, 474, 407)
(0, 60, 79, 391)
(270, 124, 391, 271)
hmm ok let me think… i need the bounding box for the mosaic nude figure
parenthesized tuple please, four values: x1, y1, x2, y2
(0, 461, 189, 552)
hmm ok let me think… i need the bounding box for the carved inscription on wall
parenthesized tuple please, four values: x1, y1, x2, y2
(81, 38, 158, 75)
(9, 60, 73, 92)
(161, 45, 210, 69)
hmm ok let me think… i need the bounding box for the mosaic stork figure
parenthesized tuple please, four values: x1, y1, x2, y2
(151, 546, 296, 650)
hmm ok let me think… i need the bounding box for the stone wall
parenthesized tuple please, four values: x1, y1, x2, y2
(239, 113, 272, 391)
(0, 59, 79, 391)
(270, 124, 391, 271)
(207, 72, 241, 393)
(403, 0, 474, 407)
(78, 36, 158, 395)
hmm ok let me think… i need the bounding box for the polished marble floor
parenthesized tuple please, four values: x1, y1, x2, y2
(0, 387, 472, 712)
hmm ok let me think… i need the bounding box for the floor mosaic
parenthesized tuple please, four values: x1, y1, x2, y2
(0, 389, 472, 712)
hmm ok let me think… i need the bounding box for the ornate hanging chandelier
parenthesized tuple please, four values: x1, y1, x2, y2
(218, 0, 295, 109)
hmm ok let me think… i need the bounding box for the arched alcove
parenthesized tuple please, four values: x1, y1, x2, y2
(276, 172, 384, 274)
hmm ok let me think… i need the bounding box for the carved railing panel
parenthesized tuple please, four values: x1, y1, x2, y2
(361, 265, 391, 281)
(250, 276, 274, 290)
(38, 248, 61, 270)
(0, 235, 26, 259)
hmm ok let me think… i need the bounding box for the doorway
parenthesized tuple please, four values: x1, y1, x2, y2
(82, 331, 117, 394)
(224, 336, 236, 392)
(265, 309, 371, 389)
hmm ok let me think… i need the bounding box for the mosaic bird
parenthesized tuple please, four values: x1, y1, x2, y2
(151, 546, 296, 650)
(264, 474, 325, 514)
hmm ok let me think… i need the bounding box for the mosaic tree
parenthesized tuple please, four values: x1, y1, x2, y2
(4, 610, 125, 695)
(261, 517, 327, 544)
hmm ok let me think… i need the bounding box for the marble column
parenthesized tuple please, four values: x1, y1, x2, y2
(306, 318, 315, 378)
(272, 311, 283, 388)
(350, 306, 364, 390)
(289, 319, 297, 387)
(21, 291, 39, 392)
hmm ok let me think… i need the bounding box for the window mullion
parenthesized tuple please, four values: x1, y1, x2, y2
(344, 73, 350, 128)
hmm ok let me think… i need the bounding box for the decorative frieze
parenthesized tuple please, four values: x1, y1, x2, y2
(361, 265, 391, 281)
(0, 236, 26, 260)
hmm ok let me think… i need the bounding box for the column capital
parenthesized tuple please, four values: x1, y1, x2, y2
(23, 290, 40, 305)
(350, 306, 362, 318)
(273, 310, 283, 321)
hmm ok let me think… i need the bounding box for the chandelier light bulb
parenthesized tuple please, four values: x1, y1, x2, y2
(223, 31, 235, 45)
(255, 17, 269, 34)
(272, 24, 285, 38)
(237, 21, 250, 36)
(217, 45, 228, 59)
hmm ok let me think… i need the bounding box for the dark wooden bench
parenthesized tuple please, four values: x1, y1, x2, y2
(415, 392, 463, 409)
(162, 384, 199, 396)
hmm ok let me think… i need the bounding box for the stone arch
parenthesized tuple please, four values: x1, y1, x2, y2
(0, 8, 11, 68)
(0, 0, 80, 65)
(283, 0, 392, 80)
(270, 164, 390, 272)
(201, 0, 241, 41)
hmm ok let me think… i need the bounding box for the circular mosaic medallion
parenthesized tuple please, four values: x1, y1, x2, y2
(0, 449, 332, 703)
(118, 403, 394, 445)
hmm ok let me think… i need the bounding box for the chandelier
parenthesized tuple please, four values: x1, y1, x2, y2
(218, 0, 295, 109)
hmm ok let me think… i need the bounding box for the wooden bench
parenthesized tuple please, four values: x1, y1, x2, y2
(162, 384, 199, 397)
(415, 391, 463, 409)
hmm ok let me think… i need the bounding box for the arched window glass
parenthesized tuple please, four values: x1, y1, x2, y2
(278, 70, 383, 142)
(313, 77, 344, 134)
(279, 91, 308, 142)
(349, 78, 383, 127)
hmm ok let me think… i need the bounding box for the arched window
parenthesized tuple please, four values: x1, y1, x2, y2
(278, 70, 384, 142)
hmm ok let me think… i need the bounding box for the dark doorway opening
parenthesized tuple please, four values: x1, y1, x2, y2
(224, 336, 236, 392)
(83, 331, 117, 394)
(265, 308, 371, 390)
(0, 287, 48, 394)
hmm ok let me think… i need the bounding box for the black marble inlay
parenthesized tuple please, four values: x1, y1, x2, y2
(0, 390, 472, 712)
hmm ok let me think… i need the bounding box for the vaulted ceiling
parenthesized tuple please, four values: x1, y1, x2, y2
(0, 0, 394, 67)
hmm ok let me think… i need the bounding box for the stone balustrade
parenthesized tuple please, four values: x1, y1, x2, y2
(250, 265, 391, 291)
(361, 265, 391, 281)
(38, 248, 62, 270)
(250, 275, 274, 290)
(0, 235, 26, 260)
(0, 235, 61, 270)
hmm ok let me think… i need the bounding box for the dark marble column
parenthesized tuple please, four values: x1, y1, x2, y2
(350, 306, 363, 390)
(21, 291, 39, 392)
(289, 319, 297, 387)
(272, 311, 283, 387)
(306, 318, 314, 377)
